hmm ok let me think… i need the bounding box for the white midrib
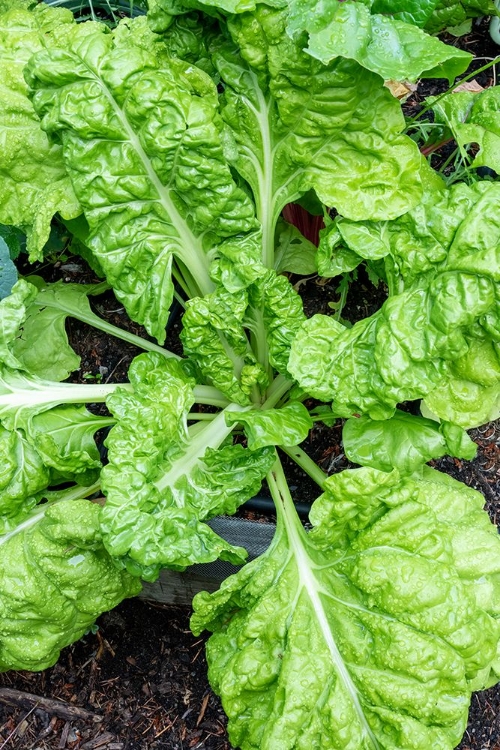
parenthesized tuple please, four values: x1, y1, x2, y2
(154, 405, 249, 495)
(0, 480, 101, 547)
(241, 80, 275, 269)
(286, 518, 380, 750)
(91, 72, 213, 297)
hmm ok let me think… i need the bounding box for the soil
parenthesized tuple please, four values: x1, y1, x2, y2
(0, 13, 499, 750)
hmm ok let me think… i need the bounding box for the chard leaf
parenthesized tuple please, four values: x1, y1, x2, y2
(289, 182, 500, 425)
(343, 409, 476, 474)
(26, 405, 113, 482)
(181, 270, 304, 402)
(0, 494, 140, 671)
(181, 286, 267, 406)
(0, 425, 49, 529)
(426, 0, 499, 32)
(0, 279, 38, 370)
(12, 277, 171, 381)
(371, 0, 440, 27)
(370, 0, 499, 31)
(26, 20, 259, 342)
(0, 3, 81, 259)
(424, 378, 500, 429)
(100, 352, 275, 579)
(226, 402, 312, 450)
(286, 0, 472, 83)
(430, 87, 500, 174)
(192, 462, 500, 750)
(215, 8, 425, 239)
(0, 238, 17, 300)
(274, 219, 317, 276)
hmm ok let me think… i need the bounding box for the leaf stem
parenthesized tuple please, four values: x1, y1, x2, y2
(261, 374, 293, 410)
(266, 454, 306, 537)
(280, 444, 327, 488)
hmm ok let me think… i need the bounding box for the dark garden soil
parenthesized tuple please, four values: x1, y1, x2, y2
(0, 14, 499, 750)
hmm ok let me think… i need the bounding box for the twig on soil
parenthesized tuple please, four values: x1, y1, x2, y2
(0, 689, 102, 724)
(196, 694, 210, 727)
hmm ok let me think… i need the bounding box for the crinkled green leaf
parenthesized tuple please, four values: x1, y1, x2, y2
(371, 0, 440, 27)
(289, 182, 500, 424)
(251, 269, 306, 375)
(343, 409, 476, 474)
(26, 405, 112, 482)
(226, 402, 312, 450)
(431, 87, 500, 174)
(0, 495, 140, 671)
(26, 19, 259, 342)
(370, 0, 498, 32)
(424, 338, 500, 427)
(181, 286, 267, 406)
(11, 277, 83, 380)
(426, 0, 499, 33)
(101, 352, 275, 579)
(286, 0, 471, 83)
(0, 424, 49, 530)
(215, 8, 425, 238)
(274, 219, 317, 276)
(192, 463, 500, 750)
(0, 3, 81, 259)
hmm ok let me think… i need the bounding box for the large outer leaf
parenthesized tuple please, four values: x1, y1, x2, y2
(26, 20, 259, 342)
(213, 6, 425, 262)
(286, 0, 471, 83)
(100, 352, 275, 579)
(0, 496, 140, 671)
(289, 182, 500, 424)
(0, 3, 80, 259)
(192, 464, 500, 750)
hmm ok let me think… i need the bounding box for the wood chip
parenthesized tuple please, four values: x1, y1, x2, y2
(0, 688, 102, 724)
(80, 731, 116, 749)
(453, 80, 484, 94)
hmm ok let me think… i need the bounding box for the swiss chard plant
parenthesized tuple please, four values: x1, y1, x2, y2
(0, 0, 499, 747)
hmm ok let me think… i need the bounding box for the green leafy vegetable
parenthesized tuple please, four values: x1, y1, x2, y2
(430, 86, 500, 174)
(0, 238, 18, 301)
(286, 0, 472, 82)
(0, 2, 81, 258)
(101, 352, 275, 579)
(0, 490, 140, 671)
(192, 460, 500, 750)
(289, 182, 500, 425)
(343, 409, 477, 474)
